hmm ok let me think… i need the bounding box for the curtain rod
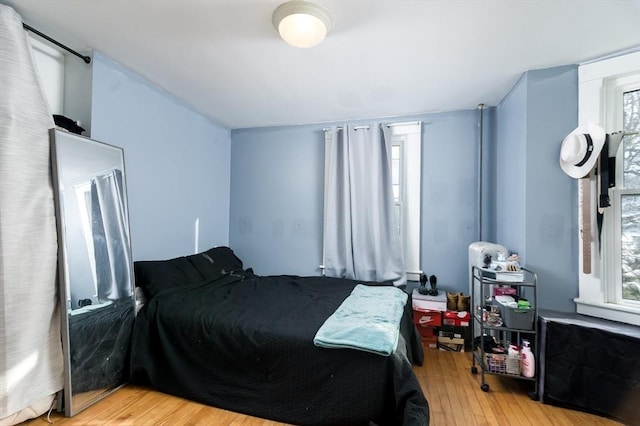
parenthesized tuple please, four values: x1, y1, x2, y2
(23, 23, 91, 64)
(323, 121, 421, 132)
(323, 125, 369, 131)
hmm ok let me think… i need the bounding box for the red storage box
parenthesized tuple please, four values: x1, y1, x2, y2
(442, 310, 470, 327)
(494, 286, 517, 296)
(412, 308, 442, 328)
(416, 324, 436, 338)
(416, 324, 437, 348)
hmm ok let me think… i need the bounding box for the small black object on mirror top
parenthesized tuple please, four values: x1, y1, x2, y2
(53, 114, 85, 135)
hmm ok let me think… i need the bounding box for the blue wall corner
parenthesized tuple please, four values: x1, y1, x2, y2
(495, 64, 578, 311)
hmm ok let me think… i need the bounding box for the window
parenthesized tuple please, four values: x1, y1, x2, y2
(74, 181, 98, 297)
(576, 51, 640, 326)
(389, 123, 422, 281)
(30, 36, 65, 114)
(607, 84, 640, 306)
(391, 143, 402, 235)
(322, 122, 422, 282)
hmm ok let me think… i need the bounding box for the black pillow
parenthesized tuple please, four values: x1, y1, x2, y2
(134, 256, 203, 300)
(187, 246, 244, 281)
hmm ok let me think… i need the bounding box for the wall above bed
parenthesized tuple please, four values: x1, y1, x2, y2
(229, 110, 485, 294)
(89, 52, 232, 261)
(229, 64, 579, 313)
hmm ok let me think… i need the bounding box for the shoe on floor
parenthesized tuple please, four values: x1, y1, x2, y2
(447, 292, 458, 311)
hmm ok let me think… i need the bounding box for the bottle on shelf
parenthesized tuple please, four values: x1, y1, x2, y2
(521, 339, 535, 378)
(508, 343, 519, 356)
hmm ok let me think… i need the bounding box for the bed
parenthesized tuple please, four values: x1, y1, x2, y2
(129, 247, 429, 425)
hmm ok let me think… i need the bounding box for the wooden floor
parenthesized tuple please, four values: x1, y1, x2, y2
(23, 348, 622, 426)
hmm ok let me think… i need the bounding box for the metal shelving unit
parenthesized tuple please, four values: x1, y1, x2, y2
(470, 265, 538, 399)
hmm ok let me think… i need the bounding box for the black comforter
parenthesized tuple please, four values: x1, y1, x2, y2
(130, 271, 428, 425)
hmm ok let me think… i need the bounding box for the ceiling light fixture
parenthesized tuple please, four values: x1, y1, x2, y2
(272, 1, 332, 48)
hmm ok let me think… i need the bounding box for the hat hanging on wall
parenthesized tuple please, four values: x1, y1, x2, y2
(559, 123, 606, 178)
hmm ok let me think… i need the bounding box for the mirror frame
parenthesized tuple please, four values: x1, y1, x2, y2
(49, 128, 135, 416)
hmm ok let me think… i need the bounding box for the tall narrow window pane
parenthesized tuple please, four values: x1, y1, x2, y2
(623, 90, 640, 189)
(392, 145, 400, 202)
(623, 89, 640, 132)
(621, 89, 640, 302)
(621, 194, 640, 301)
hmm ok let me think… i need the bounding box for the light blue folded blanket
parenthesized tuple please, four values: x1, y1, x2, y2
(313, 284, 408, 356)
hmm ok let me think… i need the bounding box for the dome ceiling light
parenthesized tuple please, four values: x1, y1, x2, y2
(272, 1, 333, 48)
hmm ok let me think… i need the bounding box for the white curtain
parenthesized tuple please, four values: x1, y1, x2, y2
(323, 124, 406, 285)
(0, 5, 63, 424)
(92, 169, 133, 302)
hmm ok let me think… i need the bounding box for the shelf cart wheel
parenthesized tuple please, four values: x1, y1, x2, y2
(528, 391, 538, 400)
(471, 366, 478, 374)
(480, 383, 490, 392)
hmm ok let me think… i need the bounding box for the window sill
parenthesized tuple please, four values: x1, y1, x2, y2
(574, 298, 640, 327)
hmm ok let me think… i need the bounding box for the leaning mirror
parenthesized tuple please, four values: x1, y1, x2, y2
(49, 129, 135, 416)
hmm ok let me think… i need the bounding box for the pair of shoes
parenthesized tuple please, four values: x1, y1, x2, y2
(446, 292, 470, 312)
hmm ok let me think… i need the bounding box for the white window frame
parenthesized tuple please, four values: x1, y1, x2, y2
(30, 35, 65, 114)
(605, 75, 640, 309)
(389, 122, 422, 282)
(575, 51, 640, 326)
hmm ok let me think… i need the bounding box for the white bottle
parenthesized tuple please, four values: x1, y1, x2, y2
(521, 339, 535, 378)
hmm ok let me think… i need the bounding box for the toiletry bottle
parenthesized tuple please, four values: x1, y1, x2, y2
(521, 339, 535, 378)
(508, 343, 519, 357)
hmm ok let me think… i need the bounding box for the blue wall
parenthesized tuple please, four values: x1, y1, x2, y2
(524, 66, 578, 311)
(230, 125, 325, 276)
(230, 111, 486, 295)
(495, 65, 578, 311)
(230, 67, 579, 311)
(90, 51, 232, 261)
(421, 111, 484, 292)
(85, 50, 579, 310)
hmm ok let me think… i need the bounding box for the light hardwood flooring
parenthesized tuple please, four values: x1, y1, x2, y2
(23, 348, 622, 426)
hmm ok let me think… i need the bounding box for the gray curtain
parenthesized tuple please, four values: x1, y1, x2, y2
(91, 169, 132, 302)
(323, 124, 406, 285)
(0, 4, 63, 424)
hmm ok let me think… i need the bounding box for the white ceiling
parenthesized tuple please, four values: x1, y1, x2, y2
(4, 0, 640, 129)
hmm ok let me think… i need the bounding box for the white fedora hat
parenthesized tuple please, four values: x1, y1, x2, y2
(559, 123, 606, 178)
